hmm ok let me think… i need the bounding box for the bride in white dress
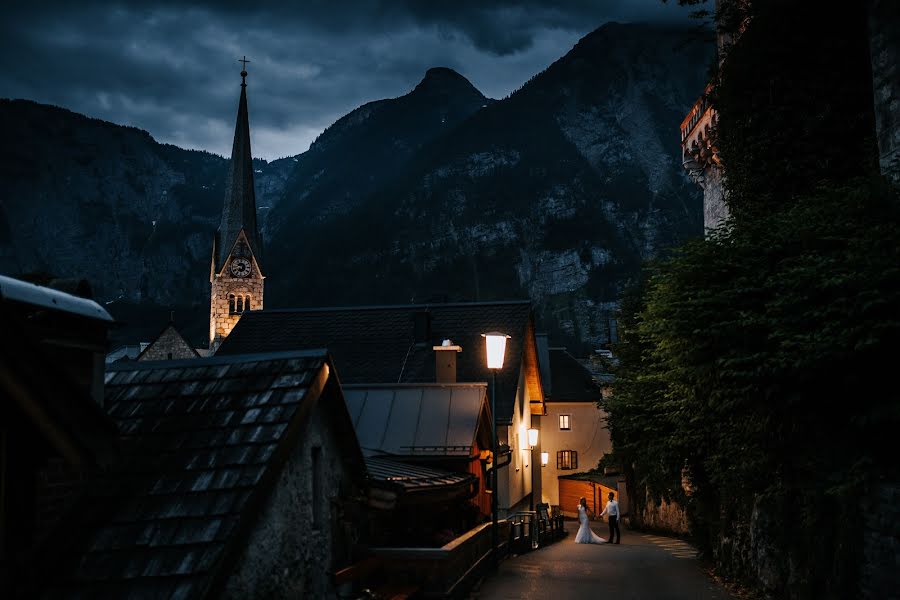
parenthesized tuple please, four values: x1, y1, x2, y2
(575, 497, 607, 544)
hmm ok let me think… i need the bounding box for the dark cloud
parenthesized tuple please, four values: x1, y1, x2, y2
(0, 1, 699, 159)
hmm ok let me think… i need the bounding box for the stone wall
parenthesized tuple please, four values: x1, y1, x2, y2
(138, 326, 197, 361)
(869, 0, 900, 185)
(703, 166, 729, 232)
(632, 488, 690, 536)
(224, 397, 359, 599)
(209, 272, 263, 350)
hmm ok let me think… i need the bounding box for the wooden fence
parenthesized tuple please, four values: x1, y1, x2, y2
(558, 478, 617, 518)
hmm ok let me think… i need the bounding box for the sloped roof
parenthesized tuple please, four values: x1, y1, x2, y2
(214, 76, 261, 273)
(40, 350, 363, 599)
(0, 274, 112, 322)
(344, 383, 489, 458)
(366, 457, 476, 495)
(545, 348, 602, 403)
(217, 301, 543, 423)
(137, 323, 201, 361)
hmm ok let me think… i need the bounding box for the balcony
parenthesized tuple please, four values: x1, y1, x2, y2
(680, 84, 721, 187)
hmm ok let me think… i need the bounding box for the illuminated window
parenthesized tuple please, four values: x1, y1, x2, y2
(559, 414, 571, 430)
(557, 450, 578, 470)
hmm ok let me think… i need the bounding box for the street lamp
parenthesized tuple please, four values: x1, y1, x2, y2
(527, 428, 539, 449)
(482, 331, 509, 565)
(541, 452, 549, 467)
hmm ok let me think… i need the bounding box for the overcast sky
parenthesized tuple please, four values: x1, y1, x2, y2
(2, 1, 700, 160)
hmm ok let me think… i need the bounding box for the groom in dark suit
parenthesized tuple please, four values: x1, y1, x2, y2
(599, 491, 621, 544)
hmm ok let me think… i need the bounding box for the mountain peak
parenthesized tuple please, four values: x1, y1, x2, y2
(412, 67, 485, 99)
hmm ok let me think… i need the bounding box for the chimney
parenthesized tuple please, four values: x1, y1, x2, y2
(433, 339, 462, 383)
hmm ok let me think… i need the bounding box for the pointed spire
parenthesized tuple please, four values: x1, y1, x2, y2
(216, 58, 261, 272)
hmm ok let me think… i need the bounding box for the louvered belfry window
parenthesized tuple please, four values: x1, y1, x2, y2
(557, 450, 578, 470)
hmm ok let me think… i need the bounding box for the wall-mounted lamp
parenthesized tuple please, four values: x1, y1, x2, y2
(527, 428, 539, 449)
(541, 452, 549, 467)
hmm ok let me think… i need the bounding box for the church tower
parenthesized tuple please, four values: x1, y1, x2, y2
(210, 59, 264, 351)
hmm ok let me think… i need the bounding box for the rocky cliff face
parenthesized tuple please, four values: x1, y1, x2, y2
(1, 23, 711, 351)
(267, 23, 711, 351)
(0, 99, 293, 310)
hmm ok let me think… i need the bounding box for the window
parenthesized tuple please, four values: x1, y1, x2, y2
(244, 295, 251, 311)
(228, 294, 236, 314)
(557, 450, 578, 470)
(235, 296, 244, 313)
(559, 414, 571, 430)
(311, 446, 322, 528)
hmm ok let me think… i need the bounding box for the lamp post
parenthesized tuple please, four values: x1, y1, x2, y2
(482, 331, 509, 565)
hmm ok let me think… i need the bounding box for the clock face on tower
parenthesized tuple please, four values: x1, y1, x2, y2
(230, 257, 251, 278)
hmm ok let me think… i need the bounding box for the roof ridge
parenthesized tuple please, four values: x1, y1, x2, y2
(108, 348, 329, 371)
(248, 299, 532, 314)
(343, 382, 488, 389)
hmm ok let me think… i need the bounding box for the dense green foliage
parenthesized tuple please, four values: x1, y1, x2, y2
(606, 1, 898, 596)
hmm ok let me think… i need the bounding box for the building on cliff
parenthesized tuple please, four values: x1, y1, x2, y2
(680, 0, 744, 233)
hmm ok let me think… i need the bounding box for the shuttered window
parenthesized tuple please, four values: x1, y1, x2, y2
(557, 450, 578, 470)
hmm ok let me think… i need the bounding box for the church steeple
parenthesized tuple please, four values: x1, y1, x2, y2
(214, 57, 261, 274)
(209, 58, 265, 352)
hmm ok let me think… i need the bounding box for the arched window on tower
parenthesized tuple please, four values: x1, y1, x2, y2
(236, 295, 244, 314)
(244, 295, 252, 311)
(228, 294, 236, 314)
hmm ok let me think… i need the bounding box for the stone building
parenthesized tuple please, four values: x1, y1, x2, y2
(680, 0, 741, 233)
(138, 322, 200, 361)
(209, 65, 265, 351)
(32, 350, 366, 599)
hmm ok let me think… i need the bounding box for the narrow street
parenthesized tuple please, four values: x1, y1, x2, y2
(471, 522, 734, 600)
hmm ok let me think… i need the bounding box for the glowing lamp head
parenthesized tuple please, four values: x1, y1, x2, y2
(541, 452, 549, 466)
(527, 428, 539, 449)
(482, 332, 510, 370)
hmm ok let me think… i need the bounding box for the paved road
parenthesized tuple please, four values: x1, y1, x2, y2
(472, 521, 733, 600)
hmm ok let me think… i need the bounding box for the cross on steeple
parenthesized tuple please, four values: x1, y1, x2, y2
(239, 56, 250, 86)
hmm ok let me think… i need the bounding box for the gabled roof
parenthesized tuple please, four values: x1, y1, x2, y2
(214, 75, 261, 273)
(545, 348, 602, 403)
(40, 350, 363, 599)
(344, 383, 490, 458)
(137, 323, 201, 361)
(217, 301, 543, 423)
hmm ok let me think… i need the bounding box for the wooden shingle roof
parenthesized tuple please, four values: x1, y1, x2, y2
(41, 350, 363, 599)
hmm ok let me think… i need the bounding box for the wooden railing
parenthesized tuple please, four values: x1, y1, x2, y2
(370, 521, 498, 598)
